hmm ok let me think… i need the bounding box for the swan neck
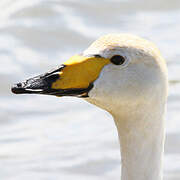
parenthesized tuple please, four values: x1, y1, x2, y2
(114, 108, 165, 180)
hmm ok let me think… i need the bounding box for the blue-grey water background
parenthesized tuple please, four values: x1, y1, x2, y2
(0, 0, 180, 179)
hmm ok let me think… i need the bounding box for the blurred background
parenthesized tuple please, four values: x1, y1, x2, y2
(0, 0, 180, 179)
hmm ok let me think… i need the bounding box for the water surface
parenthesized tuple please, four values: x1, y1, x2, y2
(0, 0, 180, 179)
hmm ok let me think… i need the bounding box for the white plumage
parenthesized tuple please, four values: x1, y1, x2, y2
(84, 34, 168, 180)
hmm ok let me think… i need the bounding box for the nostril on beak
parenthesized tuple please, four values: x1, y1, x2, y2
(16, 83, 22, 88)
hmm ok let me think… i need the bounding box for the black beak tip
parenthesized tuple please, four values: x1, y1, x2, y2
(11, 83, 25, 94)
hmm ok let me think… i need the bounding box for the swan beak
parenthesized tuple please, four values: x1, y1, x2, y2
(11, 55, 110, 97)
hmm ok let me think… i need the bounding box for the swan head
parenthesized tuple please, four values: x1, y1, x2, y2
(12, 34, 168, 116)
(83, 34, 168, 116)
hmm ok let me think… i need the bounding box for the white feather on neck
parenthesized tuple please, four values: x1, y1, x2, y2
(88, 89, 167, 180)
(113, 102, 166, 180)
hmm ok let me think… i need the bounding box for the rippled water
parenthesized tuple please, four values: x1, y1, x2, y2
(0, 0, 180, 179)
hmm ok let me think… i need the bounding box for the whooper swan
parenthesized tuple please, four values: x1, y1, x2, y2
(12, 34, 168, 180)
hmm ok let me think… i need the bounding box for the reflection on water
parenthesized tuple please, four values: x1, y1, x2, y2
(0, 0, 180, 179)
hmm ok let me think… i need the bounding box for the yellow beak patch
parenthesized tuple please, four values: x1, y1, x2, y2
(51, 55, 110, 89)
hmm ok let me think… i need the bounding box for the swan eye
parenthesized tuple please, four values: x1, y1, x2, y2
(110, 55, 125, 65)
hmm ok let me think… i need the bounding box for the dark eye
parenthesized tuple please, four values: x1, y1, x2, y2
(110, 55, 125, 65)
